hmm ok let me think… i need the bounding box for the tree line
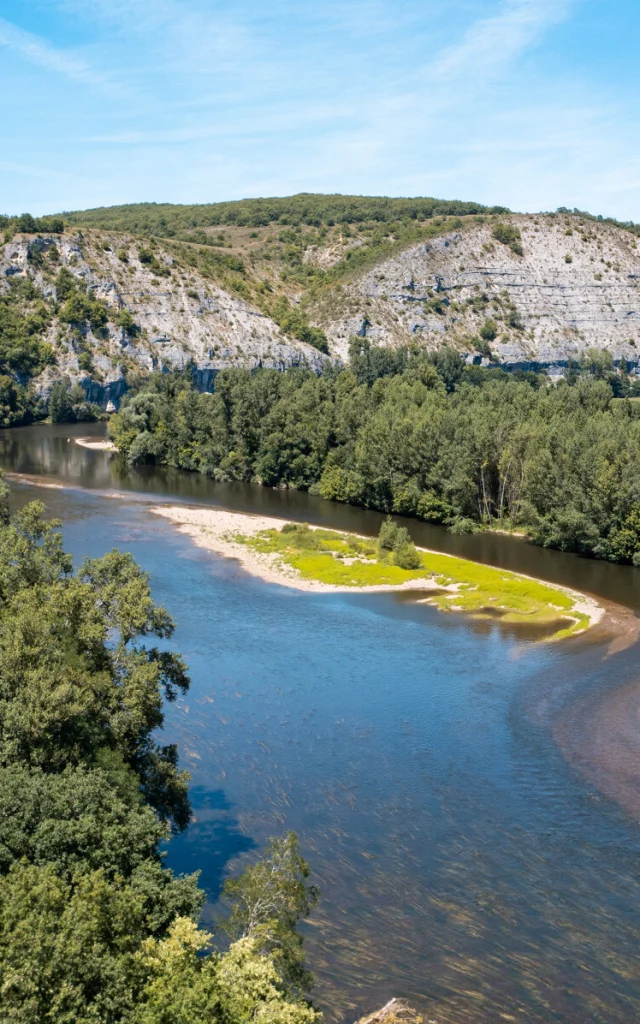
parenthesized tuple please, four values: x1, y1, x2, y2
(62, 194, 507, 235)
(109, 343, 640, 566)
(0, 483, 320, 1022)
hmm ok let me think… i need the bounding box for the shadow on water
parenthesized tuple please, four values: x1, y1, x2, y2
(359, 588, 579, 641)
(167, 786, 256, 916)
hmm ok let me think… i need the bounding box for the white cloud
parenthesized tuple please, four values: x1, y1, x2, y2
(430, 0, 574, 81)
(0, 15, 121, 92)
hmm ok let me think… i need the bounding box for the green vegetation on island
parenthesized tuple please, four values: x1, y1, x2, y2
(234, 520, 590, 639)
(110, 344, 640, 567)
(0, 480, 320, 1023)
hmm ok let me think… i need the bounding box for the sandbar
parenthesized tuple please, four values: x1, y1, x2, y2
(150, 505, 603, 634)
(74, 437, 117, 451)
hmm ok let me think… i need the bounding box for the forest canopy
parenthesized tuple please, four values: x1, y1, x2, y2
(60, 193, 508, 235)
(109, 345, 640, 566)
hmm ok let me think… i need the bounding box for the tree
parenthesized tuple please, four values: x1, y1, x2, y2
(107, 348, 640, 565)
(0, 484, 323, 1023)
(492, 222, 523, 255)
(17, 213, 37, 234)
(222, 832, 320, 996)
(394, 541, 421, 570)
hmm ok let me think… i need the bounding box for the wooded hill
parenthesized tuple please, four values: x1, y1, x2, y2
(2, 195, 640, 424)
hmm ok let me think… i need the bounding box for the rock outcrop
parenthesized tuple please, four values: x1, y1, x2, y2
(311, 214, 640, 371)
(5, 210, 640, 407)
(1, 233, 325, 407)
(355, 999, 423, 1024)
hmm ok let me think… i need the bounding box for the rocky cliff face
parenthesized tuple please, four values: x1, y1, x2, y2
(0, 232, 325, 406)
(4, 210, 640, 408)
(309, 214, 640, 369)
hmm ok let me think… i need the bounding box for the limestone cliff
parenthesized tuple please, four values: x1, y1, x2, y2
(0, 231, 325, 406)
(5, 206, 640, 409)
(308, 213, 640, 370)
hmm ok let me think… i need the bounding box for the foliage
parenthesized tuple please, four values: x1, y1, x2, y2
(116, 308, 140, 337)
(222, 832, 320, 995)
(0, 491, 320, 1023)
(492, 222, 523, 256)
(110, 350, 640, 566)
(0, 277, 55, 424)
(62, 195, 508, 234)
(0, 375, 43, 426)
(376, 517, 420, 567)
(270, 298, 329, 353)
(393, 540, 422, 570)
(0, 278, 54, 379)
(132, 923, 320, 1024)
(14, 213, 64, 234)
(49, 378, 100, 422)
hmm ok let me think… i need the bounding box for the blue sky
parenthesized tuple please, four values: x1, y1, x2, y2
(1, 0, 639, 218)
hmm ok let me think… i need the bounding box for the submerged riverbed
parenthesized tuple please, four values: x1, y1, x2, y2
(2, 422, 640, 1023)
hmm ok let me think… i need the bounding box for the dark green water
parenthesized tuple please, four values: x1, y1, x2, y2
(2, 422, 640, 1023)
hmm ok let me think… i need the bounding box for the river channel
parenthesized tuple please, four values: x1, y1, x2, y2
(2, 422, 640, 1023)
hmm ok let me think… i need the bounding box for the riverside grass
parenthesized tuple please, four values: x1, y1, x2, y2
(236, 525, 590, 640)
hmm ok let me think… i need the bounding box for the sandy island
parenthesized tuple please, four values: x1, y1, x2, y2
(151, 506, 448, 595)
(150, 505, 603, 631)
(74, 437, 117, 452)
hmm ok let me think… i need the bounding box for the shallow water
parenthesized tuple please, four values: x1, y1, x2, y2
(3, 424, 640, 1023)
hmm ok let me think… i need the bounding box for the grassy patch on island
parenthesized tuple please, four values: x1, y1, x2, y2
(235, 521, 590, 640)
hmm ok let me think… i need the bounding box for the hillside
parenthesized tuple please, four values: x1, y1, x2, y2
(309, 212, 640, 364)
(61, 193, 504, 233)
(0, 229, 326, 410)
(59, 196, 640, 369)
(2, 196, 640, 416)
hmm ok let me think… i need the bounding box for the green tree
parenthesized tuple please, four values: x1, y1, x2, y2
(222, 832, 319, 996)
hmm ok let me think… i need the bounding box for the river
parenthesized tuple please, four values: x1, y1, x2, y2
(2, 421, 640, 1023)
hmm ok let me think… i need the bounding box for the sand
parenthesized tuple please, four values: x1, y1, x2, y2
(74, 437, 117, 451)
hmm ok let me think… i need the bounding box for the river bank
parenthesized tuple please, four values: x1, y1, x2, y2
(150, 505, 603, 638)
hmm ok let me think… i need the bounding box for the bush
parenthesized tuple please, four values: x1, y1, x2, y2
(378, 517, 421, 567)
(16, 213, 63, 234)
(271, 299, 329, 354)
(449, 517, 479, 535)
(77, 351, 94, 373)
(378, 515, 399, 551)
(416, 489, 452, 523)
(492, 222, 523, 256)
(115, 308, 139, 337)
(49, 379, 99, 423)
(17, 213, 37, 234)
(480, 319, 497, 342)
(394, 541, 422, 570)
(473, 336, 493, 358)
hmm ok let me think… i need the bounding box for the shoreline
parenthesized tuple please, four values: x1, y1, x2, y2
(149, 505, 604, 632)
